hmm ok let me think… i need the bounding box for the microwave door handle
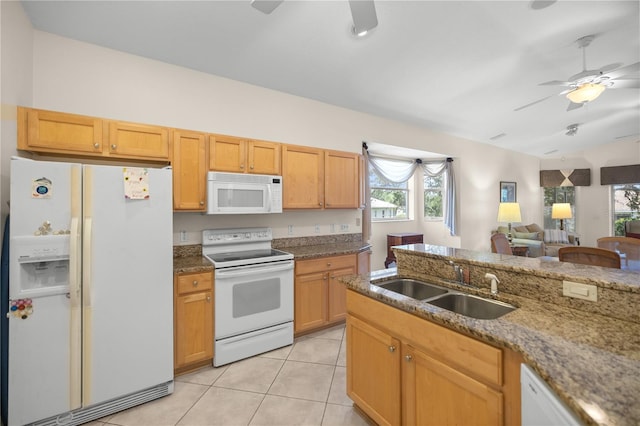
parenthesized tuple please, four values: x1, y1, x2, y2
(216, 261, 293, 278)
(267, 185, 272, 212)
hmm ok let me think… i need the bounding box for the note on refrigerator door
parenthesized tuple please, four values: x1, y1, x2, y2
(123, 168, 149, 200)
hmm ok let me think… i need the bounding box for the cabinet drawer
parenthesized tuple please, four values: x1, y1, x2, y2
(296, 254, 356, 275)
(177, 272, 213, 295)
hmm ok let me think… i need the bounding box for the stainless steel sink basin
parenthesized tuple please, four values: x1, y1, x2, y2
(427, 293, 516, 319)
(376, 279, 449, 300)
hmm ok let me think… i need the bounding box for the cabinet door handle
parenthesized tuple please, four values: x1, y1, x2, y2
(200, 201, 205, 206)
(318, 202, 323, 207)
(405, 355, 413, 362)
(240, 164, 244, 169)
(93, 143, 100, 149)
(388, 346, 396, 353)
(111, 144, 117, 150)
(206, 295, 211, 302)
(250, 165, 254, 169)
(192, 280, 198, 287)
(323, 275, 328, 280)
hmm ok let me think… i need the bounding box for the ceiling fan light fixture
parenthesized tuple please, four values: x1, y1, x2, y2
(566, 83, 605, 104)
(349, 0, 378, 37)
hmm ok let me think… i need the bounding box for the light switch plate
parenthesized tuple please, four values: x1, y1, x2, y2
(562, 281, 597, 302)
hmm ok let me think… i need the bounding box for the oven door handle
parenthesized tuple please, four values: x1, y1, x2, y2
(215, 260, 294, 278)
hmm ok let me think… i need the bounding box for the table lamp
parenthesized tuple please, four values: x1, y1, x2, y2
(552, 203, 572, 230)
(497, 202, 522, 243)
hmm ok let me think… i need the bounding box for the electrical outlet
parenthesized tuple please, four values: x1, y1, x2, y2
(341, 224, 349, 231)
(355, 217, 361, 226)
(330, 224, 336, 233)
(288, 225, 293, 235)
(180, 230, 187, 242)
(562, 280, 597, 302)
(315, 224, 320, 233)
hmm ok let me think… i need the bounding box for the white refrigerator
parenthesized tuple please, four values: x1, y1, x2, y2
(2, 158, 174, 426)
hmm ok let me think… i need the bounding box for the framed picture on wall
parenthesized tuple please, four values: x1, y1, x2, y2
(500, 181, 517, 202)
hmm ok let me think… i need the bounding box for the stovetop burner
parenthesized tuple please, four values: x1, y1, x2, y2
(202, 228, 293, 268)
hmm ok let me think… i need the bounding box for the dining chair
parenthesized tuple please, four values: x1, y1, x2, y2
(491, 233, 513, 255)
(558, 246, 621, 269)
(597, 236, 640, 270)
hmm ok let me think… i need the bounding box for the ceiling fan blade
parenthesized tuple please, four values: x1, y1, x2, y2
(566, 101, 584, 112)
(609, 78, 640, 89)
(604, 61, 640, 80)
(349, 0, 378, 35)
(598, 62, 623, 73)
(513, 95, 553, 111)
(539, 80, 571, 86)
(250, 0, 283, 14)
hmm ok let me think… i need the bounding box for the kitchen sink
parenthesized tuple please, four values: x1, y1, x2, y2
(427, 293, 516, 320)
(376, 279, 449, 300)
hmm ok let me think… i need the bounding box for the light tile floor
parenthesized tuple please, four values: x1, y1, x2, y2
(88, 325, 369, 426)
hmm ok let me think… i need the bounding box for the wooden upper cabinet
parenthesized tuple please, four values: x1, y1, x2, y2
(172, 130, 207, 211)
(18, 107, 104, 155)
(282, 144, 324, 209)
(249, 140, 281, 175)
(17, 107, 169, 162)
(209, 134, 246, 172)
(325, 150, 360, 209)
(209, 135, 280, 175)
(107, 121, 170, 160)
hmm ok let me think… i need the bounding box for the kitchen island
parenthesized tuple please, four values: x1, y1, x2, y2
(341, 243, 640, 426)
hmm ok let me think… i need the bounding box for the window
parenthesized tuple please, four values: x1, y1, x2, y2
(543, 187, 576, 232)
(424, 174, 443, 219)
(612, 183, 640, 236)
(370, 171, 409, 220)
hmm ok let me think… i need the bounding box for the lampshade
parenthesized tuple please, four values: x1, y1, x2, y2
(497, 202, 522, 223)
(551, 203, 572, 220)
(566, 83, 605, 104)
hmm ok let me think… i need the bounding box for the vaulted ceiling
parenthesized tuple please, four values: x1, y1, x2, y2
(21, 1, 640, 158)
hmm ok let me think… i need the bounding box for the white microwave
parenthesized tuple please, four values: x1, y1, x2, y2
(206, 172, 283, 214)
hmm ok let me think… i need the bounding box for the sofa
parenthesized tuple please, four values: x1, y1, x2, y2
(493, 223, 578, 257)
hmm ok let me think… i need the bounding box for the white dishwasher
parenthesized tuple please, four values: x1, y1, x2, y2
(521, 364, 583, 426)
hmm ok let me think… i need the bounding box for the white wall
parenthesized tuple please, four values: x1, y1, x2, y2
(26, 30, 543, 266)
(541, 139, 640, 247)
(1, 1, 34, 222)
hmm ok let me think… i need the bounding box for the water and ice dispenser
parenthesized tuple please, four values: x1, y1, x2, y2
(10, 235, 70, 299)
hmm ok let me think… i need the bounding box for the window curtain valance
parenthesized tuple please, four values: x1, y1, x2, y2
(600, 164, 640, 185)
(363, 146, 457, 236)
(539, 169, 591, 187)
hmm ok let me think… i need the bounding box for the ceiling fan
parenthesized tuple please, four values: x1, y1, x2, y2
(515, 34, 640, 112)
(250, 0, 378, 36)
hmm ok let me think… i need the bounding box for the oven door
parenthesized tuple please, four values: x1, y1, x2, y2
(214, 260, 294, 340)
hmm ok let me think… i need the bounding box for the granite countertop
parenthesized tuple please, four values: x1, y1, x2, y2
(279, 241, 371, 260)
(341, 250, 640, 426)
(173, 256, 214, 274)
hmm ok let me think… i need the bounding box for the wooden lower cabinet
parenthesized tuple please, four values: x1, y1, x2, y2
(174, 271, 214, 374)
(347, 290, 520, 426)
(403, 344, 503, 426)
(346, 315, 401, 426)
(294, 254, 356, 334)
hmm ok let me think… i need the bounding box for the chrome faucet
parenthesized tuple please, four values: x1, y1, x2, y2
(449, 260, 465, 284)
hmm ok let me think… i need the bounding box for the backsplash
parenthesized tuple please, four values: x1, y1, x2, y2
(272, 233, 362, 249)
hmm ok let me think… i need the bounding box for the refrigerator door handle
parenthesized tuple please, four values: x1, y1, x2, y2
(69, 216, 81, 304)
